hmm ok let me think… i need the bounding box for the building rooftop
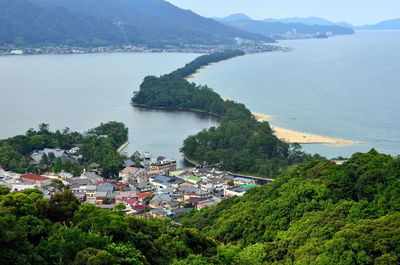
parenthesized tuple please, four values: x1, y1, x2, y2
(20, 174, 50, 181)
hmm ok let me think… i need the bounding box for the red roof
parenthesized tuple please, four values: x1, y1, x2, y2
(20, 174, 50, 181)
(136, 193, 153, 200)
(126, 198, 138, 205)
(133, 205, 146, 210)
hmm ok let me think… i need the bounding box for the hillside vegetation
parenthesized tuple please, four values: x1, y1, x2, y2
(177, 150, 400, 264)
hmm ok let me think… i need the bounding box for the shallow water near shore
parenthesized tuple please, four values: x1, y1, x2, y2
(0, 52, 219, 166)
(190, 30, 400, 158)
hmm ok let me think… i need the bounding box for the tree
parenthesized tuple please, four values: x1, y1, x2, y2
(54, 157, 62, 173)
(48, 152, 55, 161)
(46, 190, 80, 223)
(64, 159, 72, 173)
(102, 198, 111, 205)
(73, 248, 114, 265)
(39, 153, 49, 171)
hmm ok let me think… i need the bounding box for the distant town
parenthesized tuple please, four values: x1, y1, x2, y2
(0, 39, 284, 56)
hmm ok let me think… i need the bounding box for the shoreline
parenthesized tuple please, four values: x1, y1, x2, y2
(131, 102, 358, 147)
(117, 141, 130, 153)
(253, 113, 359, 146)
(131, 102, 222, 119)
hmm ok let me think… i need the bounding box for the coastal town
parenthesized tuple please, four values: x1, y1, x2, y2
(0, 40, 283, 56)
(0, 146, 265, 219)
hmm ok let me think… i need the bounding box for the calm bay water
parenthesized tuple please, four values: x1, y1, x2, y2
(1, 31, 399, 165)
(0, 53, 219, 166)
(191, 30, 400, 158)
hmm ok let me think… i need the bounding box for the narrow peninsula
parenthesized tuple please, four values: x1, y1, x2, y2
(132, 50, 322, 178)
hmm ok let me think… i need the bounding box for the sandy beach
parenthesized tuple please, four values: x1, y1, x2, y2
(185, 55, 246, 81)
(185, 63, 217, 80)
(253, 113, 358, 146)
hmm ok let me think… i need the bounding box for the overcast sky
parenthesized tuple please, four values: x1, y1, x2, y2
(166, 0, 400, 26)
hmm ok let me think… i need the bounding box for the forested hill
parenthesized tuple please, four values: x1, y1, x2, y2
(177, 149, 400, 264)
(132, 51, 318, 177)
(0, 0, 271, 47)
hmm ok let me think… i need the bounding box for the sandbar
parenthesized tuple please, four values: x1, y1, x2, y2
(253, 113, 359, 146)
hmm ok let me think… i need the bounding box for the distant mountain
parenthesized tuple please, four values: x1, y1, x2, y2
(215, 14, 355, 37)
(262, 16, 354, 28)
(213, 13, 253, 22)
(0, 0, 271, 47)
(263, 16, 335, 25)
(357, 18, 400, 30)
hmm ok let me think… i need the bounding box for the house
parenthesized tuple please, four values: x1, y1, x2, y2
(185, 197, 208, 206)
(178, 181, 195, 187)
(96, 191, 108, 204)
(162, 201, 180, 211)
(86, 185, 97, 203)
(115, 182, 128, 191)
(149, 175, 173, 190)
(119, 166, 140, 181)
(135, 182, 154, 193)
(172, 208, 193, 216)
(197, 199, 220, 210)
(97, 185, 114, 193)
(125, 197, 138, 207)
(123, 159, 135, 167)
(150, 208, 166, 218)
(183, 189, 210, 202)
(50, 155, 79, 165)
(81, 171, 103, 183)
(118, 191, 136, 200)
(149, 194, 173, 208)
(72, 185, 87, 194)
(136, 192, 153, 202)
(88, 163, 101, 174)
(151, 156, 177, 172)
(188, 176, 201, 184)
(58, 172, 73, 179)
(11, 184, 36, 192)
(106, 192, 118, 204)
(233, 177, 254, 186)
(225, 186, 255, 197)
(74, 192, 86, 203)
(169, 168, 194, 177)
(146, 169, 161, 176)
(20, 174, 50, 187)
(30, 148, 66, 165)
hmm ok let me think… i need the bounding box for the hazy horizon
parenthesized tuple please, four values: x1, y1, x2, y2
(166, 0, 400, 26)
